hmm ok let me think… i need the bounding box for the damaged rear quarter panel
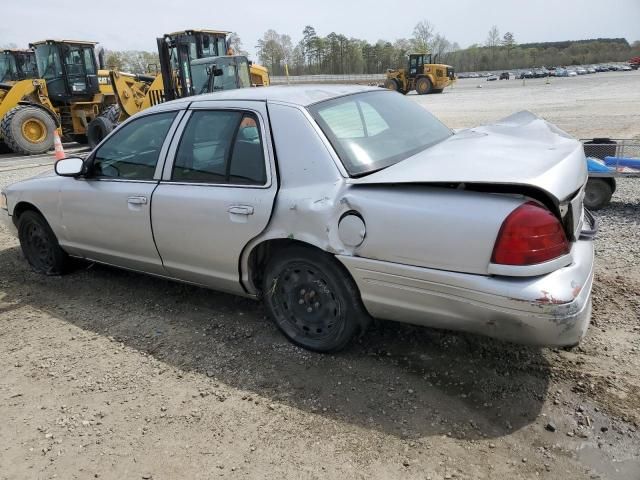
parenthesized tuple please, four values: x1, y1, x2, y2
(241, 102, 528, 292)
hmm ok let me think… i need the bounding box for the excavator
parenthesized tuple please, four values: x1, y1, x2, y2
(0, 39, 117, 155)
(91, 29, 270, 147)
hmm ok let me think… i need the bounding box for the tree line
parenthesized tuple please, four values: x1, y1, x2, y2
(255, 23, 640, 76)
(3, 25, 639, 76)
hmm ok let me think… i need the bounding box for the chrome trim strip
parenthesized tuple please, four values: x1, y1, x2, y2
(487, 252, 573, 277)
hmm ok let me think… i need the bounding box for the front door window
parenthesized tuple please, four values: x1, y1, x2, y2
(92, 111, 178, 180)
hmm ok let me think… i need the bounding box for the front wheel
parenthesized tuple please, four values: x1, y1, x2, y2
(0, 106, 56, 155)
(262, 246, 369, 352)
(384, 78, 400, 92)
(18, 211, 70, 275)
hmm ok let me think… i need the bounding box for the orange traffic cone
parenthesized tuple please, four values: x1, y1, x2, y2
(53, 130, 65, 161)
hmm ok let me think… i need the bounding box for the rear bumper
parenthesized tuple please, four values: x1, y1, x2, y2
(337, 239, 595, 347)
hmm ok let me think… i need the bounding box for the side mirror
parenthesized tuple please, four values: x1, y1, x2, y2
(55, 157, 84, 177)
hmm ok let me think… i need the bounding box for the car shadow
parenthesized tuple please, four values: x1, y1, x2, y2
(0, 246, 551, 441)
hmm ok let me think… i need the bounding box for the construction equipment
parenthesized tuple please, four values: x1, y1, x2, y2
(384, 53, 455, 95)
(93, 29, 269, 147)
(0, 39, 117, 155)
(0, 49, 38, 83)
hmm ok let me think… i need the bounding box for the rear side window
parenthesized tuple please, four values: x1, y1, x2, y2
(172, 110, 266, 185)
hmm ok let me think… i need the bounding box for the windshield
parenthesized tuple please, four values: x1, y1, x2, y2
(191, 58, 246, 94)
(308, 91, 452, 176)
(34, 44, 63, 80)
(0, 53, 17, 82)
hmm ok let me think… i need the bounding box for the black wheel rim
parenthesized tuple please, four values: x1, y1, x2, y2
(22, 221, 55, 272)
(270, 262, 341, 341)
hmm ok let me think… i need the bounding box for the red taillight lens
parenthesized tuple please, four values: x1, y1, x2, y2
(491, 202, 569, 266)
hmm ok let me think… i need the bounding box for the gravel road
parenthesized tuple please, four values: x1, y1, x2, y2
(0, 71, 639, 480)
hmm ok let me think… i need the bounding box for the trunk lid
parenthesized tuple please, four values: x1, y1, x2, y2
(350, 111, 587, 204)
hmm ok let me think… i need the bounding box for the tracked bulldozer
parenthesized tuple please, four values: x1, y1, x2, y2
(0, 40, 117, 155)
(384, 53, 455, 95)
(92, 29, 270, 147)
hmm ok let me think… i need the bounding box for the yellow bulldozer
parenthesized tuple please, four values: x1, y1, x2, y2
(91, 29, 270, 147)
(0, 39, 117, 155)
(384, 53, 455, 95)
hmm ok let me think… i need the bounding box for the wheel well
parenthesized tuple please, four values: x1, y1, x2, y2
(247, 238, 346, 296)
(11, 201, 43, 226)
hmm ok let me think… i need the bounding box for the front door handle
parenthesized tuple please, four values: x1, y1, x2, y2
(127, 196, 148, 205)
(227, 205, 254, 216)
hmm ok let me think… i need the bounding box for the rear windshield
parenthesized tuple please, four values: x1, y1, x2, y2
(308, 90, 452, 176)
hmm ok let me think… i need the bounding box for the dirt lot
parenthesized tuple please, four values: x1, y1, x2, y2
(1, 71, 640, 480)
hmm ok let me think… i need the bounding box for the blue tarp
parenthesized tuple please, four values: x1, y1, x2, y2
(604, 156, 640, 169)
(587, 157, 612, 173)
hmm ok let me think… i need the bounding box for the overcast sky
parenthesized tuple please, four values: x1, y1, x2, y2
(3, 0, 639, 59)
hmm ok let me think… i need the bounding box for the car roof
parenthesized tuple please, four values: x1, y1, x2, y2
(180, 84, 383, 108)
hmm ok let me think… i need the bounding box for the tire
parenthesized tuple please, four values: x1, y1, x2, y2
(87, 104, 120, 149)
(384, 78, 400, 92)
(262, 246, 369, 352)
(415, 76, 433, 95)
(584, 178, 613, 210)
(0, 106, 56, 155)
(17, 210, 70, 275)
(71, 134, 88, 145)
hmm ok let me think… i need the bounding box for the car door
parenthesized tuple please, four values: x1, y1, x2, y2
(59, 109, 184, 274)
(151, 100, 277, 294)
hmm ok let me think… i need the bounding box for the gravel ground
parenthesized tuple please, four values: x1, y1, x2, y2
(0, 72, 639, 480)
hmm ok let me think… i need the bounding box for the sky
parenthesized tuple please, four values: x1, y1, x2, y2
(3, 0, 639, 59)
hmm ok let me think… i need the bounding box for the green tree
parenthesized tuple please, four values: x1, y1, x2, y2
(412, 20, 434, 52)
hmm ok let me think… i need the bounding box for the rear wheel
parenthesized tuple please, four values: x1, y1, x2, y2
(0, 106, 56, 155)
(584, 178, 613, 210)
(262, 246, 369, 352)
(87, 105, 120, 148)
(415, 77, 433, 95)
(18, 210, 70, 275)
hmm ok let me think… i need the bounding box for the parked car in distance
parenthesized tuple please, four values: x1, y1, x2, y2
(586, 66, 596, 74)
(499, 72, 510, 80)
(567, 69, 578, 77)
(519, 70, 534, 79)
(555, 68, 568, 77)
(486, 74, 498, 81)
(0, 85, 597, 352)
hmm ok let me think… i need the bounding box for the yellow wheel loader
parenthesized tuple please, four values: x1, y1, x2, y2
(97, 29, 270, 147)
(0, 40, 117, 155)
(384, 53, 455, 95)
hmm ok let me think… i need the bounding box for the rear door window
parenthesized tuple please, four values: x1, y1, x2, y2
(172, 110, 266, 185)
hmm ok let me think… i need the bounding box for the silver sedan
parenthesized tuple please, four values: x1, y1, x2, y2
(0, 85, 596, 352)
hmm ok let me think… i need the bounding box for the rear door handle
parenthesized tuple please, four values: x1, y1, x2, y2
(127, 196, 148, 205)
(227, 205, 254, 215)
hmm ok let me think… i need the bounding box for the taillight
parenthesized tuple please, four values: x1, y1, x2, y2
(491, 201, 569, 266)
